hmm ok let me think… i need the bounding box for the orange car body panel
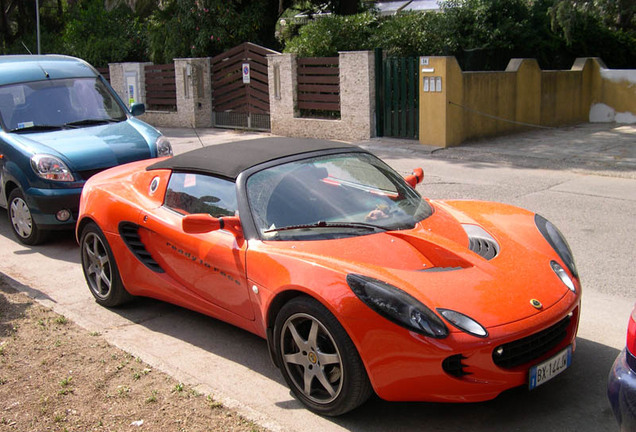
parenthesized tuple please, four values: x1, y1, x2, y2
(78, 156, 581, 403)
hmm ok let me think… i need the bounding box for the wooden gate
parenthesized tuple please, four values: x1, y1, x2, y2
(211, 42, 279, 131)
(375, 49, 419, 139)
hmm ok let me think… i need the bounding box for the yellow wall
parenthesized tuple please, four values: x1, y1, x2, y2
(419, 57, 636, 147)
(462, 71, 516, 140)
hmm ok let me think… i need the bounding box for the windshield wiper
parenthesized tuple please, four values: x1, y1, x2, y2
(10, 124, 64, 133)
(265, 220, 387, 234)
(64, 118, 121, 128)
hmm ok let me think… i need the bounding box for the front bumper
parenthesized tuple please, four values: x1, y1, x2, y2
(24, 185, 83, 230)
(608, 348, 636, 431)
(348, 294, 580, 402)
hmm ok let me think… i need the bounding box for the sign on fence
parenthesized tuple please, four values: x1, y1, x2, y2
(242, 63, 250, 84)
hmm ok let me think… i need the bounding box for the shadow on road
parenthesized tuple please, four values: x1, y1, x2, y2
(0, 209, 79, 264)
(332, 338, 617, 431)
(105, 293, 618, 431)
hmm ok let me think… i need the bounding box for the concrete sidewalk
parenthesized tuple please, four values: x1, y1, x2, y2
(161, 123, 636, 178)
(359, 123, 636, 177)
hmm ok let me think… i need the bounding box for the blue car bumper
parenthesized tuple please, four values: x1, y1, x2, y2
(24, 185, 83, 230)
(608, 348, 636, 431)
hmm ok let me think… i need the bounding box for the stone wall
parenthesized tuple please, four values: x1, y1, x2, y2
(108, 58, 212, 129)
(267, 51, 375, 141)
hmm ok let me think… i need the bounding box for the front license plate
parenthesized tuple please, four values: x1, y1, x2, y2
(528, 345, 572, 390)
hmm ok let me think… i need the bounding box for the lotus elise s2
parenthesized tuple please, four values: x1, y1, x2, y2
(77, 138, 580, 415)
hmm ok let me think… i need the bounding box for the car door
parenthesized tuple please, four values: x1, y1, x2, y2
(140, 172, 254, 320)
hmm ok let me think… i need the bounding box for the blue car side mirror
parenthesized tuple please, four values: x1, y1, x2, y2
(130, 103, 146, 117)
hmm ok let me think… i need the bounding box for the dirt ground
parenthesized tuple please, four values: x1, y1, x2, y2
(0, 278, 267, 432)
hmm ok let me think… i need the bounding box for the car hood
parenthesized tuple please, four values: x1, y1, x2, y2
(9, 121, 152, 171)
(254, 200, 577, 329)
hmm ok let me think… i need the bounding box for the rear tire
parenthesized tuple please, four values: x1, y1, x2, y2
(8, 188, 48, 245)
(80, 222, 132, 307)
(274, 296, 372, 416)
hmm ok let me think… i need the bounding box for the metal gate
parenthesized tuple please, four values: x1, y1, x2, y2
(211, 42, 279, 131)
(375, 49, 419, 139)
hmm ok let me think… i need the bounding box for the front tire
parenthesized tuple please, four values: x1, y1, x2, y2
(274, 296, 372, 416)
(8, 188, 47, 245)
(80, 222, 132, 307)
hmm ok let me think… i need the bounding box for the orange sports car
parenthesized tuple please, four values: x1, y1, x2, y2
(77, 138, 580, 416)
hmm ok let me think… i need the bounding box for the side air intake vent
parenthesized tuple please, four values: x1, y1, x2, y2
(118, 222, 164, 273)
(442, 354, 472, 377)
(462, 224, 500, 260)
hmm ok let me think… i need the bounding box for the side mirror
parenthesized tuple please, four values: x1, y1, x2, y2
(130, 103, 146, 117)
(182, 214, 242, 238)
(404, 168, 424, 188)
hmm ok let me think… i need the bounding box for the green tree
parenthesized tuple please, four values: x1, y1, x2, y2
(62, 0, 146, 66)
(1, 0, 66, 54)
(146, 0, 275, 63)
(549, 0, 635, 44)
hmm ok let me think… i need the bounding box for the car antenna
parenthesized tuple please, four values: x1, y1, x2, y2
(21, 41, 33, 55)
(193, 126, 205, 148)
(38, 64, 50, 78)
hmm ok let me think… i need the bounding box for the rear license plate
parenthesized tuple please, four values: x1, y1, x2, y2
(529, 345, 572, 390)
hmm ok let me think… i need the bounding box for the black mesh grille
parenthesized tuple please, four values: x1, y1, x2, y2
(78, 168, 109, 181)
(492, 315, 571, 369)
(118, 222, 164, 273)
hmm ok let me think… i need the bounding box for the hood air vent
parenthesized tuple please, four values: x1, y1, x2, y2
(462, 224, 499, 260)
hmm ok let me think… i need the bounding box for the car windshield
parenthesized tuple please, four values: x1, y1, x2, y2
(246, 152, 433, 240)
(0, 77, 127, 132)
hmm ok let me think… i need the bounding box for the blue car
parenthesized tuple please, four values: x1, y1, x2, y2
(0, 55, 172, 245)
(608, 303, 636, 432)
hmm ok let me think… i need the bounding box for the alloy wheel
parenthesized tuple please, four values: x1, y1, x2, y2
(82, 232, 113, 299)
(280, 312, 344, 404)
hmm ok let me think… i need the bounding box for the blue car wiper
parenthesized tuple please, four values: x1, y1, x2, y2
(264, 220, 387, 233)
(64, 118, 121, 128)
(10, 124, 64, 133)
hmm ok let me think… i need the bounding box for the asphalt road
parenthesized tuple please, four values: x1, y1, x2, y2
(1, 124, 634, 431)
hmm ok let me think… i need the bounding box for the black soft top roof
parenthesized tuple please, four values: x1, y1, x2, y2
(147, 137, 357, 179)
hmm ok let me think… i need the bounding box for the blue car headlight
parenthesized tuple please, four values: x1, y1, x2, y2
(30, 154, 74, 182)
(346, 274, 448, 338)
(155, 136, 173, 157)
(535, 214, 578, 278)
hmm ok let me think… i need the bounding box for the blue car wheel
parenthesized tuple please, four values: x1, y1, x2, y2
(8, 188, 47, 245)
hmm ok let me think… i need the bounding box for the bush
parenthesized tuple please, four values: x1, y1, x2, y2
(284, 12, 378, 57)
(373, 12, 455, 58)
(146, 0, 270, 64)
(283, 0, 635, 70)
(62, 0, 147, 67)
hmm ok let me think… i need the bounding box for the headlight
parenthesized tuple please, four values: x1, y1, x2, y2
(437, 309, 488, 337)
(550, 260, 576, 293)
(535, 214, 577, 278)
(346, 274, 448, 338)
(155, 136, 173, 157)
(31, 154, 74, 181)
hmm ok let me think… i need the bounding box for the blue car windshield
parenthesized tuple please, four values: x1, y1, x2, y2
(246, 153, 433, 240)
(0, 77, 127, 132)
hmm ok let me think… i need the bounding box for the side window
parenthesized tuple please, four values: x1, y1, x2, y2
(164, 173, 237, 217)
